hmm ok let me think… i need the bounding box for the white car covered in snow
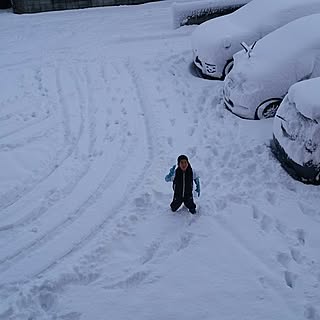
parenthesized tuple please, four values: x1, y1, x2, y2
(191, 0, 320, 80)
(223, 13, 320, 120)
(272, 78, 320, 184)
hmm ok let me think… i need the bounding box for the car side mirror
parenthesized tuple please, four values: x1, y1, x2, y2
(240, 41, 257, 58)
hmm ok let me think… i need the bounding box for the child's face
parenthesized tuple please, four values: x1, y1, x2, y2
(179, 159, 188, 172)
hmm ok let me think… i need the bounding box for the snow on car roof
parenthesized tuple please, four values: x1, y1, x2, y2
(192, 0, 320, 73)
(288, 78, 320, 122)
(233, 0, 317, 24)
(197, 0, 320, 31)
(233, 13, 320, 79)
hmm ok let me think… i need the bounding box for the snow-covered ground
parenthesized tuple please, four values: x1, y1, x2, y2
(0, 2, 320, 320)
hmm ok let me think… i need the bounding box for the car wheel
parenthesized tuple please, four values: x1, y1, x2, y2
(255, 98, 282, 119)
(222, 59, 234, 79)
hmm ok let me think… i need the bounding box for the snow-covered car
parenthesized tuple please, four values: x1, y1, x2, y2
(223, 13, 320, 120)
(191, 0, 320, 80)
(272, 78, 320, 184)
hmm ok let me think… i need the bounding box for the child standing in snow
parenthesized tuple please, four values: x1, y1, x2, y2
(165, 155, 200, 214)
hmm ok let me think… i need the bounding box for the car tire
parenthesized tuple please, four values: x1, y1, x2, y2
(222, 59, 234, 79)
(255, 98, 282, 119)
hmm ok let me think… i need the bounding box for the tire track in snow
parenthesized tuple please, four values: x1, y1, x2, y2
(0, 69, 87, 232)
(0, 64, 81, 212)
(0, 136, 130, 278)
(0, 112, 52, 141)
(0, 65, 88, 231)
(27, 59, 157, 280)
(0, 62, 125, 233)
(0, 60, 155, 283)
(0, 64, 54, 140)
(0, 126, 55, 153)
(0, 62, 122, 265)
(0, 57, 42, 72)
(31, 58, 157, 279)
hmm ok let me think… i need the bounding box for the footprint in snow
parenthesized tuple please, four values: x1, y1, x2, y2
(276, 252, 291, 268)
(0, 307, 13, 319)
(254, 144, 265, 155)
(222, 149, 231, 164)
(208, 146, 219, 158)
(214, 198, 227, 211)
(38, 290, 57, 312)
(304, 305, 320, 320)
(187, 146, 196, 158)
(299, 202, 320, 222)
(134, 193, 152, 209)
(59, 312, 82, 320)
(188, 126, 195, 137)
(182, 106, 188, 114)
(141, 240, 161, 265)
(177, 232, 193, 252)
(265, 190, 277, 206)
(252, 205, 261, 220)
(296, 228, 306, 246)
(290, 247, 303, 264)
(198, 94, 207, 107)
(284, 270, 297, 289)
(260, 214, 273, 233)
(275, 219, 287, 235)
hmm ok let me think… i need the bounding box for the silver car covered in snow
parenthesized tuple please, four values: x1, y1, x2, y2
(191, 0, 320, 80)
(224, 13, 320, 120)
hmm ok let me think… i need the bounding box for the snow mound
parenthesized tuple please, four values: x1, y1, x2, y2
(172, 0, 250, 28)
(289, 78, 320, 122)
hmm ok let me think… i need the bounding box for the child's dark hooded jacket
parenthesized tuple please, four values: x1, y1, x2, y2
(165, 155, 200, 199)
(173, 165, 194, 199)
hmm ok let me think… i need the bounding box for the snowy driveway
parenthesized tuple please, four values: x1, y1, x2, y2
(0, 2, 319, 320)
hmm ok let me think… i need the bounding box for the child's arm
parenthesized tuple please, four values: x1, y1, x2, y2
(165, 165, 176, 182)
(193, 171, 200, 197)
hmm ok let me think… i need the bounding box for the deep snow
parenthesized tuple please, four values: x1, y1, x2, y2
(0, 2, 319, 320)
